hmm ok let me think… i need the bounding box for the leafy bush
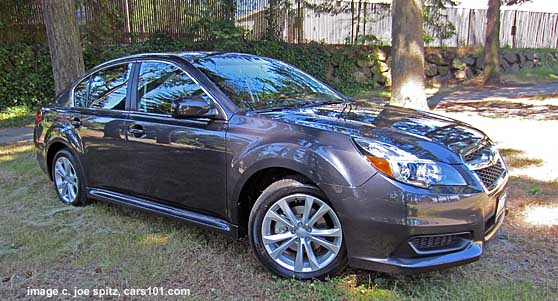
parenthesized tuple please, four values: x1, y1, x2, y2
(0, 43, 53, 109)
(0, 105, 34, 128)
(3, 40, 557, 110)
(1, 40, 370, 109)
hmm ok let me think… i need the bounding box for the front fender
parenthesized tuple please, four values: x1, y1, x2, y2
(228, 140, 376, 225)
(232, 142, 350, 189)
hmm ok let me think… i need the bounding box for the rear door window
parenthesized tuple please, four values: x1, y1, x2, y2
(87, 63, 132, 110)
(73, 76, 90, 107)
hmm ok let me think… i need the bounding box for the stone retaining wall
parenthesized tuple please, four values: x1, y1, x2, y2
(349, 47, 557, 88)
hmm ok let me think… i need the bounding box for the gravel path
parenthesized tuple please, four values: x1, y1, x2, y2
(438, 111, 558, 182)
(429, 83, 558, 107)
(0, 126, 33, 144)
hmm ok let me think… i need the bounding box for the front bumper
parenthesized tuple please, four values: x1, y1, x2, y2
(320, 172, 507, 274)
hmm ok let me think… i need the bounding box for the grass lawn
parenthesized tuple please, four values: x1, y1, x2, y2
(0, 106, 35, 128)
(501, 64, 558, 86)
(1, 138, 557, 300)
(1, 60, 557, 300)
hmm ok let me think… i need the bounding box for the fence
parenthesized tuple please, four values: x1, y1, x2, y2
(0, 0, 235, 44)
(237, 0, 558, 48)
(1, 0, 557, 48)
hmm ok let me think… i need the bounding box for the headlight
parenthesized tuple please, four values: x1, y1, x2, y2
(354, 138, 466, 188)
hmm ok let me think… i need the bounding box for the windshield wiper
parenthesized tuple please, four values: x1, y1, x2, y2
(241, 100, 256, 111)
(296, 99, 346, 108)
(253, 100, 346, 113)
(253, 106, 294, 113)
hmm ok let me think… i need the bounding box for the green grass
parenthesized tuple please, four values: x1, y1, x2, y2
(499, 148, 544, 168)
(502, 58, 558, 85)
(0, 106, 35, 128)
(345, 88, 391, 100)
(499, 148, 524, 157)
(0, 142, 556, 300)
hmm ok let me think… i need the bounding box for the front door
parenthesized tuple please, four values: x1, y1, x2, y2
(124, 61, 227, 219)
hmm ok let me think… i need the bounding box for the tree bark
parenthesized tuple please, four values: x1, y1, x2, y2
(42, 0, 85, 95)
(390, 0, 427, 110)
(483, 0, 501, 85)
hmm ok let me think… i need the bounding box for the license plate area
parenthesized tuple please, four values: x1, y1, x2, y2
(496, 191, 507, 217)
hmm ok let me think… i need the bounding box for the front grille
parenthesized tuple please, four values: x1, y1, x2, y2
(461, 141, 507, 191)
(463, 143, 491, 162)
(408, 232, 471, 255)
(474, 159, 506, 190)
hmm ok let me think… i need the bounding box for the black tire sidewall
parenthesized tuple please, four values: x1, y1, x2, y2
(248, 179, 347, 279)
(51, 149, 87, 206)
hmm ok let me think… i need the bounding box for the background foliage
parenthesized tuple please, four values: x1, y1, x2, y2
(0, 37, 372, 109)
(0, 43, 53, 109)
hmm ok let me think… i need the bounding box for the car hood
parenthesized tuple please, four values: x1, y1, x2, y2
(258, 103, 488, 164)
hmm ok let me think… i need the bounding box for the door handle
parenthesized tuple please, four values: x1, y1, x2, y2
(127, 125, 146, 138)
(70, 117, 81, 128)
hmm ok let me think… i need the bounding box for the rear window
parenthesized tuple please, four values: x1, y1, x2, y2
(73, 63, 132, 110)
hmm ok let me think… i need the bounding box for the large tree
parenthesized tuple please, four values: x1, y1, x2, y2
(390, 0, 428, 110)
(483, 0, 531, 85)
(42, 0, 85, 95)
(482, 0, 501, 85)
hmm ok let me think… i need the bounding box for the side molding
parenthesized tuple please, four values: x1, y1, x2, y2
(88, 188, 238, 237)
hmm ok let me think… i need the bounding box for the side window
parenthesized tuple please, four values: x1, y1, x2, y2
(88, 64, 132, 110)
(73, 76, 89, 107)
(136, 62, 210, 115)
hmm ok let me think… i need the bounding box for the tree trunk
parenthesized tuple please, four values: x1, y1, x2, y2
(390, 0, 428, 110)
(42, 0, 85, 95)
(350, 1, 355, 45)
(483, 0, 501, 85)
(354, 1, 362, 45)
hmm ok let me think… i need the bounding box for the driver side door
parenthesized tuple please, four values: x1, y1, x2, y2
(124, 60, 228, 219)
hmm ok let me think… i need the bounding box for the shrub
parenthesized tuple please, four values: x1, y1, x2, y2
(1, 40, 370, 109)
(0, 43, 53, 109)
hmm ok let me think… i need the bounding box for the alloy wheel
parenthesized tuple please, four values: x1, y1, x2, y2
(261, 193, 343, 273)
(53, 156, 79, 203)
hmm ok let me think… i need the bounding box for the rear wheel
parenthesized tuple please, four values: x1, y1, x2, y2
(51, 149, 88, 206)
(249, 178, 347, 279)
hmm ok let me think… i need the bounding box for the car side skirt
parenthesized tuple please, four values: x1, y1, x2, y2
(87, 188, 238, 237)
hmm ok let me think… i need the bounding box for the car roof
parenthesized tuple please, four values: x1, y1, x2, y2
(97, 51, 263, 68)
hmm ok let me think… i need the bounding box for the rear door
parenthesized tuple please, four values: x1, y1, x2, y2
(71, 62, 135, 192)
(124, 60, 227, 218)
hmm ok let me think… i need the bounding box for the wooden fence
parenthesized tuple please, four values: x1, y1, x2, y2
(1, 0, 557, 48)
(0, 0, 235, 44)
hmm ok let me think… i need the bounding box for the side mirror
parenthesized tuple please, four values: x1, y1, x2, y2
(171, 95, 217, 119)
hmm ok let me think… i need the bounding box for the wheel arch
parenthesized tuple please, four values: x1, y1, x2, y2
(45, 139, 87, 185)
(233, 163, 324, 236)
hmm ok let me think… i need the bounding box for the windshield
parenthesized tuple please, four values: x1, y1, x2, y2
(191, 54, 344, 111)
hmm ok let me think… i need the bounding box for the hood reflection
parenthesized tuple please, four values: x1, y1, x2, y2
(260, 103, 486, 163)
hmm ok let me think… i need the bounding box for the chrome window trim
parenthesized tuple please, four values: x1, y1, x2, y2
(128, 111, 215, 125)
(133, 59, 227, 120)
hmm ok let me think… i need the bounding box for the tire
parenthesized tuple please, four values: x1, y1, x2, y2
(249, 178, 347, 279)
(51, 148, 89, 206)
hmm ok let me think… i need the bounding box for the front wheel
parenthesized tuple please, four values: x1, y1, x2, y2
(249, 178, 347, 279)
